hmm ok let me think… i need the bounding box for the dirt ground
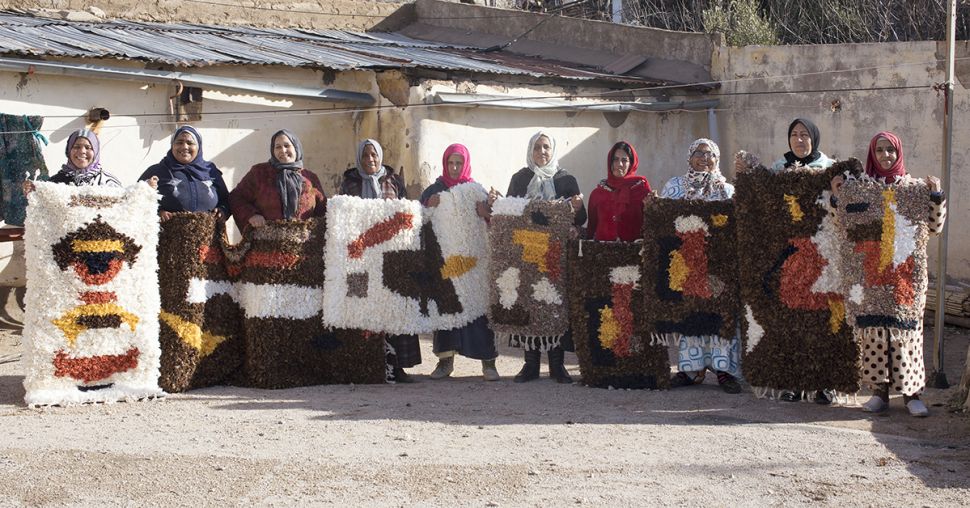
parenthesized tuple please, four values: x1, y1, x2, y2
(0, 286, 968, 506)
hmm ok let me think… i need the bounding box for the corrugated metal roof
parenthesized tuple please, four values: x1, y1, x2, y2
(0, 10, 663, 85)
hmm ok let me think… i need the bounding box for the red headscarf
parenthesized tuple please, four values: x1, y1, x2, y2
(606, 141, 650, 201)
(441, 143, 474, 188)
(865, 131, 906, 183)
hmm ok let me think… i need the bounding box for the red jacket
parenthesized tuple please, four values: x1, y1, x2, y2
(587, 179, 651, 241)
(229, 162, 327, 232)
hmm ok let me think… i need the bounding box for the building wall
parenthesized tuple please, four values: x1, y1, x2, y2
(711, 41, 970, 283)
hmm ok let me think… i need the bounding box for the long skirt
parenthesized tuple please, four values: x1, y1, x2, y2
(387, 334, 421, 368)
(433, 315, 497, 360)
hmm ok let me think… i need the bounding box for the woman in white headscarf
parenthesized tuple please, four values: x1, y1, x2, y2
(490, 130, 585, 384)
(338, 138, 419, 382)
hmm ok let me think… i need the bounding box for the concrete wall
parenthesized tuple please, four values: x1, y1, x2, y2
(710, 41, 969, 283)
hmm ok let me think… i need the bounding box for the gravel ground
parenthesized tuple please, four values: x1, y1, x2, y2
(0, 286, 968, 506)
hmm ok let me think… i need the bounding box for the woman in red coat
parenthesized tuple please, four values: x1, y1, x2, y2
(586, 141, 651, 241)
(229, 129, 327, 232)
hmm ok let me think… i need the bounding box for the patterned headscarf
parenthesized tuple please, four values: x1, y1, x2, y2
(525, 130, 559, 200)
(161, 125, 216, 181)
(356, 138, 386, 199)
(270, 130, 306, 219)
(441, 143, 474, 188)
(684, 138, 728, 200)
(865, 131, 906, 184)
(62, 129, 102, 176)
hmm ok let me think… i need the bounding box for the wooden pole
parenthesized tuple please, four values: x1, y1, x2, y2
(931, 0, 957, 389)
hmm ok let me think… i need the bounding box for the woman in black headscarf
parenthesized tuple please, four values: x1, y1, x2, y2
(769, 118, 835, 172)
(139, 125, 230, 222)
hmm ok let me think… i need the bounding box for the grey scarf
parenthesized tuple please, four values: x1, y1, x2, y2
(356, 139, 386, 199)
(271, 130, 305, 219)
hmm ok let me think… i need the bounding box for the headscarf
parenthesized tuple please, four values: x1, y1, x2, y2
(356, 138, 386, 199)
(783, 118, 822, 168)
(605, 140, 649, 213)
(525, 130, 559, 200)
(161, 125, 216, 181)
(440, 143, 474, 188)
(61, 129, 103, 184)
(865, 131, 906, 184)
(684, 138, 729, 200)
(271, 130, 306, 219)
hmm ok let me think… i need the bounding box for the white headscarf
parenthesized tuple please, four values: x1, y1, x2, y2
(684, 137, 728, 201)
(356, 139, 386, 199)
(525, 130, 559, 200)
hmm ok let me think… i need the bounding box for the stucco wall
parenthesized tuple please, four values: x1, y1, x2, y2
(712, 41, 969, 283)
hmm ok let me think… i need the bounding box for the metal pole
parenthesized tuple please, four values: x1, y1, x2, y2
(931, 0, 956, 389)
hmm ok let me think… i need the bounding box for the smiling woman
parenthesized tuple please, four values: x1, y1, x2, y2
(48, 129, 122, 187)
(139, 125, 231, 223)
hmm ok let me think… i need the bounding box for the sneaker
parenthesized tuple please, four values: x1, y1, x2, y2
(861, 396, 888, 413)
(716, 371, 742, 394)
(779, 390, 800, 402)
(669, 372, 695, 388)
(482, 359, 500, 382)
(429, 356, 454, 380)
(906, 399, 929, 417)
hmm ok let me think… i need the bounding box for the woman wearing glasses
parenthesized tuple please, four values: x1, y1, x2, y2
(586, 141, 652, 241)
(660, 138, 742, 394)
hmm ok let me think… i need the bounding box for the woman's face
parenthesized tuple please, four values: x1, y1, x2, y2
(172, 131, 199, 164)
(610, 148, 631, 177)
(789, 122, 813, 158)
(531, 135, 552, 167)
(874, 137, 898, 170)
(361, 144, 380, 175)
(447, 153, 464, 179)
(69, 137, 95, 170)
(689, 143, 718, 173)
(273, 135, 297, 164)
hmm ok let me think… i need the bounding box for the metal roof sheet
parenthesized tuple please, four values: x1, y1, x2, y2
(0, 10, 664, 84)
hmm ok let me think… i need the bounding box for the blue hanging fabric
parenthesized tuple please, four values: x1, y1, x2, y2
(0, 113, 49, 225)
(22, 115, 49, 146)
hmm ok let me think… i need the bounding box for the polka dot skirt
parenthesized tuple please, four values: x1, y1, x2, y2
(856, 327, 925, 396)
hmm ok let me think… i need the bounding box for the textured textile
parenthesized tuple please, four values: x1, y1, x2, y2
(735, 161, 862, 394)
(22, 182, 163, 405)
(488, 197, 573, 350)
(228, 162, 326, 232)
(568, 240, 669, 389)
(0, 114, 48, 226)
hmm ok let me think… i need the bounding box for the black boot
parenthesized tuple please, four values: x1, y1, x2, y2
(513, 350, 541, 383)
(548, 347, 573, 384)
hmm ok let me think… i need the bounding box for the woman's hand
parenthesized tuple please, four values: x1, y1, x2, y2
(926, 175, 942, 193)
(830, 175, 844, 196)
(159, 210, 173, 223)
(475, 200, 491, 220)
(642, 190, 657, 207)
(147, 176, 159, 190)
(21, 180, 34, 197)
(426, 194, 441, 208)
(487, 187, 501, 206)
(249, 214, 266, 228)
(568, 194, 584, 213)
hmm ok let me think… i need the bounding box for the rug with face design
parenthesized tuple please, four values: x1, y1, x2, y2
(23, 182, 163, 406)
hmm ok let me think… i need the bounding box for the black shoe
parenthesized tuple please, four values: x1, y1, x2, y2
(547, 347, 573, 384)
(669, 371, 695, 388)
(393, 367, 416, 383)
(814, 389, 833, 405)
(779, 390, 799, 402)
(513, 350, 541, 383)
(716, 371, 742, 394)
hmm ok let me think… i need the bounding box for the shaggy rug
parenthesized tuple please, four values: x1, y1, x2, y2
(488, 197, 573, 350)
(640, 198, 739, 349)
(735, 161, 862, 396)
(835, 175, 932, 396)
(157, 213, 243, 392)
(568, 240, 669, 389)
(22, 182, 163, 406)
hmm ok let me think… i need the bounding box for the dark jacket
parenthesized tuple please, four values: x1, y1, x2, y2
(139, 163, 230, 217)
(228, 162, 327, 232)
(339, 165, 408, 199)
(506, 167, 587, 226)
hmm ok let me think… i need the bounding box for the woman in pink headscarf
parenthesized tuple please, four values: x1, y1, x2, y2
(420, 143, 498, 382)
(832, 131, 946, 417)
